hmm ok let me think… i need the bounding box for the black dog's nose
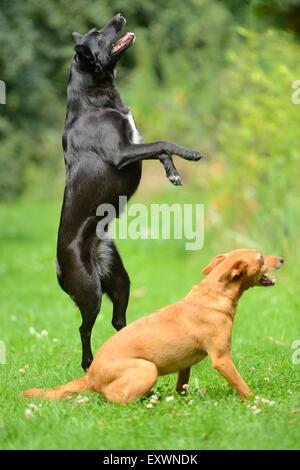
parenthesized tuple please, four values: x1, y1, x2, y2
(279, 257, 284, 264)
(116, 13, 126, 22)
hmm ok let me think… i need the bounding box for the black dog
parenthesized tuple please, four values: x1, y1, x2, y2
(57, 14, 203, 371)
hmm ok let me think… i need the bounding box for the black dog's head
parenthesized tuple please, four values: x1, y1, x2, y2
(72, 14, 135, 75)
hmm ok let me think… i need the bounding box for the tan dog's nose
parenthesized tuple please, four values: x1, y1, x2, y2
(279, 257, 284, 265)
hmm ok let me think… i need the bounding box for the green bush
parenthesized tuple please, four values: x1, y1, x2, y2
(0, 0, 299, 214)
(204, 27, 300, 255)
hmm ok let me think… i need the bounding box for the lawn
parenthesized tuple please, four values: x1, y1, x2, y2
(0, 199, 299, 450)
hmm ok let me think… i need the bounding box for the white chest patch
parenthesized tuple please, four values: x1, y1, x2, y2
(126, 110, 142, 144)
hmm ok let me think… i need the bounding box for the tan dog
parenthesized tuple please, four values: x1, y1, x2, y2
(23, 249, 283, 404)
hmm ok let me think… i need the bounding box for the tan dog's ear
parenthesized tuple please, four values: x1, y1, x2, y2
(219, 260, 248, 283)
(202, 255, 226, 275)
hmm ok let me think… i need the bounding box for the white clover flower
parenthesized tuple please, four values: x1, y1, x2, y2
(29, 327, 36, 335)
(150, 394, 158, 401)
(29, 403, 39, 411)
(146, 403, 154, 409)
(19, 365, 29, 374)
(76, 396, 89, 404)
(188, 400, 194, 405)
(250, 404, 262, 414)
(165, 396, 174, 402)
(150, 398, 159, 405)
(41, 330, 48, 337)
(182, 384, 189, 390)
(24, 409, 33, 419)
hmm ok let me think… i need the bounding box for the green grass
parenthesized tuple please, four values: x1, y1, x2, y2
(0, 200, 299, 450)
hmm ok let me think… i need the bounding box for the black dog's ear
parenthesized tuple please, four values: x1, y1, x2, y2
(74, 44, 95, 66)
(72, 32, 83, 44)
(94, 58, 103, 74)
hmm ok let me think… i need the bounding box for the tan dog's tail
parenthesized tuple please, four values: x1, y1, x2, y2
(22, 376, 90, 400)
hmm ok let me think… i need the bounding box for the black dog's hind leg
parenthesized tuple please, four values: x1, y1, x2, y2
(58, 241, 102, 371)
(160, 154, 182, 186)
(78, 287, 102, 371)
(65, 271, 102, 371)
(101, 241, 130, 332)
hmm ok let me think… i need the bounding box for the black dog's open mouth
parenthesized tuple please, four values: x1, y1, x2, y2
(259, 274, 276, 287)
(111, 32, 135, 55)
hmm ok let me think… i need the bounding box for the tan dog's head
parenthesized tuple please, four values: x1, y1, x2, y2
(202, 249, 284, 290)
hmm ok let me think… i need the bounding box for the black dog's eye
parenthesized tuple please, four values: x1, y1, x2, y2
(96, 32, 103, 40)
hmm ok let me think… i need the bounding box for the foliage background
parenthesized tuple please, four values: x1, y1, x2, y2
(0, 0, 299, 450)
(0, 0, 300, 257)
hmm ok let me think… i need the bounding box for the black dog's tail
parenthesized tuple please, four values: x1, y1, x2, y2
(22, 376, 90, 400)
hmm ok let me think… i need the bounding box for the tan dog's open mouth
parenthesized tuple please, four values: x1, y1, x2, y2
(259, 274, 276, 287)
(259, 258, 283, 287)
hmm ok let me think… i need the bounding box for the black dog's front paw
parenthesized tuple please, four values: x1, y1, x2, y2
(168, 174, 183, 186)
(193, 150, 204, 161)
(174, 148, 204, 161)
(185, 150, 203, 161)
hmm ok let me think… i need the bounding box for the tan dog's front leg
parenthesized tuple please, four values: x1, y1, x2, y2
(211, 356, 252, 400)
(176, 367, 191, 393)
